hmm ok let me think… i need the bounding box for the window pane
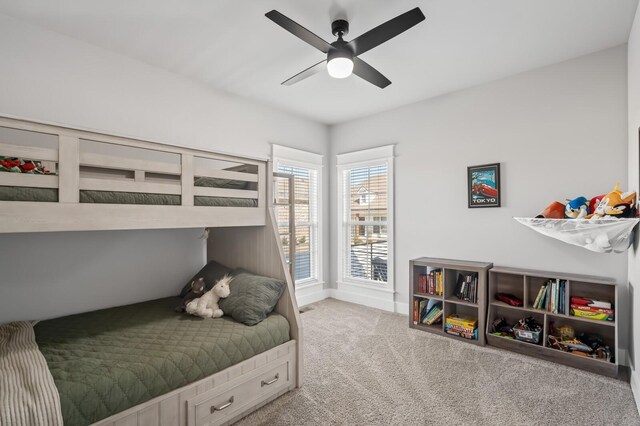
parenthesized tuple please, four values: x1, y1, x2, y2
(277, 163, 318, 284)
(349, 164, 388, 222)
(348, 225, 388, 282)
(294, 225, 311, 280)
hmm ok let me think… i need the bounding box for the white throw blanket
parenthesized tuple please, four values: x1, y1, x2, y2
(0, 321, 63, 426)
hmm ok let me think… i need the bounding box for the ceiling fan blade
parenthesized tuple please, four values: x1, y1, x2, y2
(282, 60, 327, 86)
(347, 7, 425, 56)
(352, 57, 391, 88)
(266, 10, 332, 53)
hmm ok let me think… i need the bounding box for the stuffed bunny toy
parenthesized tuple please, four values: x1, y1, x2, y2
(186, 275, 232, 318)
(175, 277, 206, 313)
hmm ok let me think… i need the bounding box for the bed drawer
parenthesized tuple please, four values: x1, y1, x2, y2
(188, 359, 291, 426)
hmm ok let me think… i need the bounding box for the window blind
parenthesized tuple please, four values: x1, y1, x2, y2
(276, 164, 319, 283)
(343, 163, 388, 283)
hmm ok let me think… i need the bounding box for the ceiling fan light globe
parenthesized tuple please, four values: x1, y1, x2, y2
(327, 57, 353, 79)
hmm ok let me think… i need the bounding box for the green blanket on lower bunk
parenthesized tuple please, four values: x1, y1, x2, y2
(34, 297, 290, 426)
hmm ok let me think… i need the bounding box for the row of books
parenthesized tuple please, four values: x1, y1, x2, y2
(455, 272, 478, 304)
(412, 299, 443, 325)
(417, 269, 443, 296)
(570, 296, 614, 322)
(532, 279, 567, 314)
(445, 313, 478, 340)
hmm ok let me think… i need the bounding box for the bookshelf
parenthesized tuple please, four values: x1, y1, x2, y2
(410, 257, 493, 346)
(486, 266, 618, 378)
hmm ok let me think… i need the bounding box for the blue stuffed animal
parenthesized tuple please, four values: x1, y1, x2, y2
(565, 196, 589, 219)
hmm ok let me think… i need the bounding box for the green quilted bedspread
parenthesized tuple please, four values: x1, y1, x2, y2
(34, 297, 290, 426)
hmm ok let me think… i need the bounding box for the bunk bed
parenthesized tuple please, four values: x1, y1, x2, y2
(0, 116, 303, 426)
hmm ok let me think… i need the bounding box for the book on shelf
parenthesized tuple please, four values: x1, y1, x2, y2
(423, 303, 443, 325)
(418, 269, 443, 296)
(455, 272, 478, 303)
(533, 279, 567, 314)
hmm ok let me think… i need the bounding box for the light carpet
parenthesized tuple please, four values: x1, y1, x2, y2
(236, 298, 639, 425)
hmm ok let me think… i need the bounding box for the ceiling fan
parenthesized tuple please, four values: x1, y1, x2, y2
(265, 7, 425, 88)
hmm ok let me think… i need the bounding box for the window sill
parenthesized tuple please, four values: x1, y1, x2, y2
(296, 279, 324, 289)
(337, 279, 394, 293)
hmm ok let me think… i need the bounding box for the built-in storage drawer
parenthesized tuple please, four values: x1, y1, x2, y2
(187, 359, 291, 426)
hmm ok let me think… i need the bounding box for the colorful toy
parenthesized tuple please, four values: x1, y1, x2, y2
(564, 196, 589, 219)
(535, 201, 565, 219)
(589, 195, 605, 214)
(0, 156, 52, 174)
(587, 184, 636, 219)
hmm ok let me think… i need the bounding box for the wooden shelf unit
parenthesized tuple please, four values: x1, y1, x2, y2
(410, 257, 493, 346)
(486, 266, 618, 378)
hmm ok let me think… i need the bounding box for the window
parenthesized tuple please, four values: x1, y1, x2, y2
(273, 145, 323, 286)
(337, 146, 394, 288)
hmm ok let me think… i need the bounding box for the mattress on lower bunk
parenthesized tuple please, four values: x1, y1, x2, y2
(0, 186, 258, 207)
(34, 297, 290, 426)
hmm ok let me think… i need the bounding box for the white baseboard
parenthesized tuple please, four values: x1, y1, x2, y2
(298, 284, 410, 315)
(395, 300, 409, 316)
(328, 288, 395, 312)
(295, 283, 329, 307)
(631, 369, 640, 415)
(618, 349, 629, 368)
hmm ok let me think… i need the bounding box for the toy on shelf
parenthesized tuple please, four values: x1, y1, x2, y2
(516, 183, 639, 253)
(495, 292, 523, 307)
(536, 201, 565, 219)
(547, 323, 612, 362)
(586, 184, 636, 219)
(565, 196, 589, 219)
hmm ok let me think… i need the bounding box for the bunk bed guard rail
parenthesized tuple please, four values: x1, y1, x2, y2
(0, 116, 268, 232)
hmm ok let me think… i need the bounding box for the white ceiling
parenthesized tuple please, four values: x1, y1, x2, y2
(0, 0, 638, 124)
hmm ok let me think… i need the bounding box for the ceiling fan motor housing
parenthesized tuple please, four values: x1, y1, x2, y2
(331, 19, 349, 37)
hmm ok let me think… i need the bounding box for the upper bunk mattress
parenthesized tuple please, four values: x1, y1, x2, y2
(33, 297, 290, 426)
(0, 186, 258, 207)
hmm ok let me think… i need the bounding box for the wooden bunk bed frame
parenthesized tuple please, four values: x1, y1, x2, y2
(0, 116, 268, 232)
(0, 116, 303, 426)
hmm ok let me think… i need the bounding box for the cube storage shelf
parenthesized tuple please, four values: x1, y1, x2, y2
(410, 257, 493, 346)
(486, 266, 618, 378)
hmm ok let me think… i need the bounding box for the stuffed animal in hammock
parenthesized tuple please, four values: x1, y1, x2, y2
(175, 277, 206, 313)
(587, 183, 636, 219)
(186, 275, 232, 318)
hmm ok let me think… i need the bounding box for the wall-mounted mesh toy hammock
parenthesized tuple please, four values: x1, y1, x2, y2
(514, 217, 639, 253)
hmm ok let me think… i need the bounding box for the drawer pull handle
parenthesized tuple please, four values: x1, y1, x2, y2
(210, 396, 234, 413)
(261, 373, 279, 387)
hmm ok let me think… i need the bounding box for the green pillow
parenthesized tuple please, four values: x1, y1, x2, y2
(219, 272, 286, 326)
(179, 260, 233, 297)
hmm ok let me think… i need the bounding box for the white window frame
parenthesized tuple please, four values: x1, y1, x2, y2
(272, 144, 323, 288)
(337, 145, 394, 294)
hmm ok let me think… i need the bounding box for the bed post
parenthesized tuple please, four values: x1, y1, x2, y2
(206, 161, 303, 388)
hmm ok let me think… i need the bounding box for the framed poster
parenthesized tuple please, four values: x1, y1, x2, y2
(468, 163, 501, 208)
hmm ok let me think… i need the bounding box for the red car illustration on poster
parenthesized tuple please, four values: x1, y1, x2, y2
(468, 163, 501, 208)
(472, 183, 498, 198)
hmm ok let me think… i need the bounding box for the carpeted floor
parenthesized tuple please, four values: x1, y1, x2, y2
(236, 298, 639, 425)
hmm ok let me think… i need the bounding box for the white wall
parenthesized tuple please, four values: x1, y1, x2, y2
(627, 3, 640, 410)
(330, 46, 629, 349)
(0, 14, 329, 322)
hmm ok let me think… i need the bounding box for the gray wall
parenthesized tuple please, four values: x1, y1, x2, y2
(627, 4, 640, 406)
(330, 46, 629, 352)
(0, 14, 330, 322)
